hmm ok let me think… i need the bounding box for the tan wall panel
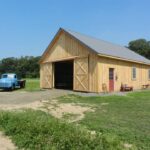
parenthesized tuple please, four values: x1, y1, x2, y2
(98, 56, 150, 92)
(74, 57, 89, 91)
(43, 32, 89, 63)
(89, 54, 99, 92)
(40, 63, 53, 89)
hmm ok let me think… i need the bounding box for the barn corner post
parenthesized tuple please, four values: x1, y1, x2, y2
(40, 63, 43, 89)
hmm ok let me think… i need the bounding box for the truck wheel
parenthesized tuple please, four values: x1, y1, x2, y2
(11, 85, 15, 91)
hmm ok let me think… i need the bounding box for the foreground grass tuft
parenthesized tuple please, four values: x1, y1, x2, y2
(0, 110, 126, 150)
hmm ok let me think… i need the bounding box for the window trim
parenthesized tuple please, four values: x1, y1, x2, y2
(132, 67, 137, 80)
(148, 69, 150, 80)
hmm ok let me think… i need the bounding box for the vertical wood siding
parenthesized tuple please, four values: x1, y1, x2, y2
(89, 54, 99, 92)
(98, 56, 150, 92)
(74, 57, 89, 91)
(43, 32, 89, 63)
(40, 31, 99, 92)
(40, 63, 53, 89)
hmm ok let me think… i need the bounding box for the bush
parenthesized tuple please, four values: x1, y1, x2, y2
(0, 110, 123, 150)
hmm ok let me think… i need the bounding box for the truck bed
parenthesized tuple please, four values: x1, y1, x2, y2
(18, 80, 26, 88)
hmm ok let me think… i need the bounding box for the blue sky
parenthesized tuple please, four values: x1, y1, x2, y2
(0, 0, 150, 59)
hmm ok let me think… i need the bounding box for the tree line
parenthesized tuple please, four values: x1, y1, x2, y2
(0, 39, 149, 79)
(128, 39, 150, 59)
(0, 56, 41, 78)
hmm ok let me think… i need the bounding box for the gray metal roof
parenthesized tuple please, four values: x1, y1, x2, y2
(63, 28, 150, 64)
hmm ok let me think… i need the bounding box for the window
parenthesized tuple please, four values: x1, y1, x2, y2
(2, 74, 7, 78)
(132, 67, 136, 80)
(148, 69, 150, 80)
(109, 68, 114, 80)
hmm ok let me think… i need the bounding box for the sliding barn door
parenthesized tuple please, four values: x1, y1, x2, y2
(74, 57, 89, 92)
(40, 63, 53, 89)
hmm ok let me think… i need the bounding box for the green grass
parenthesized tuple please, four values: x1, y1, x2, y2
(0, 110, 125, 150)
(1, 90, 149, 149)
(59, 91, 150, 150)
(22, 78, 41, 91)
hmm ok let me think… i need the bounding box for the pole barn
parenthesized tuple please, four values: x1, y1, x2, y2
(39, 28, 150, 93)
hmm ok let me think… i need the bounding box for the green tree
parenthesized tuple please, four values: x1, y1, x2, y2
(0, 56, 41, 78)
(128, 39, 150, 59)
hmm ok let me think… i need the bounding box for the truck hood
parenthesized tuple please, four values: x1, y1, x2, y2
(0, 78, 13, 83)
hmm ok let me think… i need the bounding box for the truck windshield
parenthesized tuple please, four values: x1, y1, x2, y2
(2, 74, 15, 78)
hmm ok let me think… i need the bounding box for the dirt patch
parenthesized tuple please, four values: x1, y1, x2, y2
(0, 89, 72, 105)
(0, 99, 94, 122)
(123, 143, 132, 149)
(0, 101, 43, 111)
(43, 100, 94, 122)
(0, 132, 16, 150)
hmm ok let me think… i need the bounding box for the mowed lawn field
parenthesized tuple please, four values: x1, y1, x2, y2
(0, 79, 150, 149)
(59, 92, 150, 149)
(22, 78, 40, 91)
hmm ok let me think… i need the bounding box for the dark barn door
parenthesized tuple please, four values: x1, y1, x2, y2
(54, 60, 73, 90)
(109, 68, 114, 92)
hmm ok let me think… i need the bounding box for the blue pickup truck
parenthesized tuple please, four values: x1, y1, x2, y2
(0, 73, 26, 90)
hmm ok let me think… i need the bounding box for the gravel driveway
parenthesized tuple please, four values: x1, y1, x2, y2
(0, 89, 128, 105)
(0, 89, 72, 105)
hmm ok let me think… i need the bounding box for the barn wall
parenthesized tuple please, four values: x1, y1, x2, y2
(89, 53, 99, 92)
(40, 63, 53, 89)
(40, 31, 99, 92)
(98, 56, 150, 92)
(42, 32, 89, 63)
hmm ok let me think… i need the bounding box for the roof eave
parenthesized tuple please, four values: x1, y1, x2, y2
(98, 53, 150, 66)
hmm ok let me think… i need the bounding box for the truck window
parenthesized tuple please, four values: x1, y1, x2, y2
(2, 75, 8, 78)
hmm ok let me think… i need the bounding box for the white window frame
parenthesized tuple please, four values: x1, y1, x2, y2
(132, 67, 136, 80)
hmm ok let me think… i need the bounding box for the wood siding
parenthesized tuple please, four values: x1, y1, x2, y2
(40, 30, 150, 93)
(40, 63, 53, 89)
(74, 57, 89, 91)
(98, 56, 150, 92)
(42, 32, 89, 63)
(40, 31, 99, 92)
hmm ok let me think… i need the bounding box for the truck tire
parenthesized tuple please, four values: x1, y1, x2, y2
(10, 85, 15, 91)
